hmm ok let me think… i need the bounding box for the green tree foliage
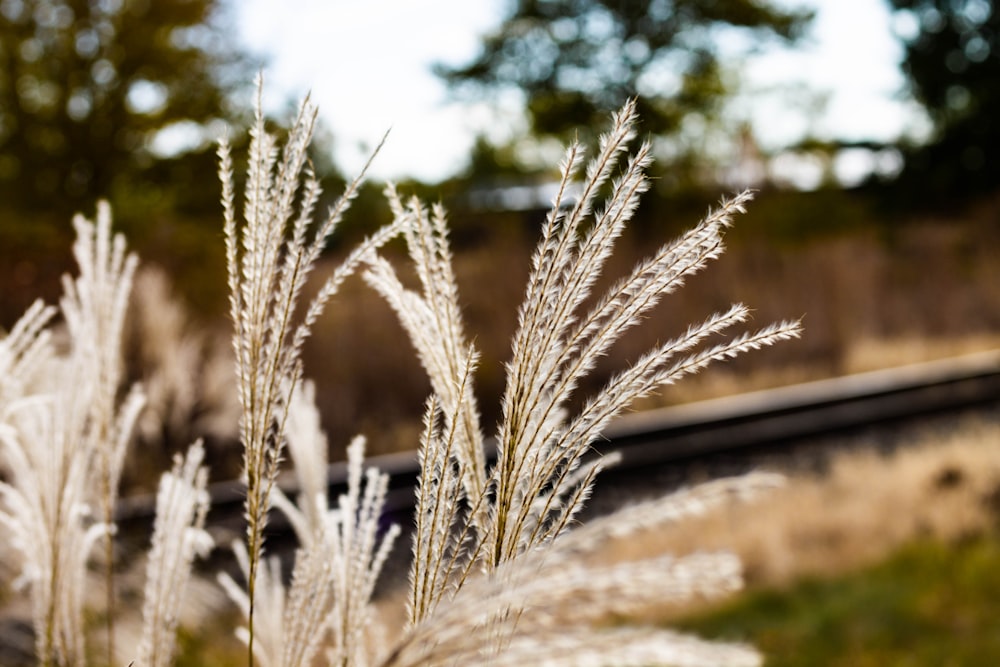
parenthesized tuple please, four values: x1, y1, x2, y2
(438, 0, 811, 151)
(887, 0, 999, 204)
(0, 0, 251, 213)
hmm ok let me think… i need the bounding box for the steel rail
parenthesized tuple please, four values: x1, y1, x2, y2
(115, 349, 1000, 531)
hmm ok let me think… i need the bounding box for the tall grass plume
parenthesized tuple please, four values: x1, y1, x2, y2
(0, 84, 800, 667)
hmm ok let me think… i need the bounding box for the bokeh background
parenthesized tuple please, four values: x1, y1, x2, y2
(2, 0, 996, 472)
(1, 1, 999, 663)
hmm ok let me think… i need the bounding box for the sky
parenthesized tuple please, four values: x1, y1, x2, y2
(233, 0, 924, 185)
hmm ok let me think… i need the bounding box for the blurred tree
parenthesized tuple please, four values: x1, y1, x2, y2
(438, 0, 811, 160)
(886, 0, 999, 204)
(0, 0, 252, 213)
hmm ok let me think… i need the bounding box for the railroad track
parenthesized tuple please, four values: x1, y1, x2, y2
(6, 353, 997, 667)
(604, 348, 1000, 470)
(116, 349, 1000, 539)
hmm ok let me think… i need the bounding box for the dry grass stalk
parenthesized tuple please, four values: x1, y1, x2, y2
(217, 77, 402, 663)
(0, 204, 145, 667)
(364, 99, 800, 665)
(220, 387, 400, 667)
(0, 84, 802, 667)
(137, 440, 212, 667)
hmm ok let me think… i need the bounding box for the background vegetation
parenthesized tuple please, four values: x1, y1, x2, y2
(0, 0, 998, 663)
(0, 0, 997, 474)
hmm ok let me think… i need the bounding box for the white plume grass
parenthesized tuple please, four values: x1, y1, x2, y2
(218, 76, 402, 660)
(220, 433, 400, 667)
(62, 204, 145, 664)
(364, 98, 800, 665)
(0, 85, 801, 667)
(0, 204, 145, 667)
(137, 440, 213, 667)
(0, 299, 56, 414)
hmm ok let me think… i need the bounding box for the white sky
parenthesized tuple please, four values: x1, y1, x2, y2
(234, 0, 922, 183)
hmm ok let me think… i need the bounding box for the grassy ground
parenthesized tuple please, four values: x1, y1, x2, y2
(583, 415, 1000, 665)
(677, 535, 1000, 666)
(596, 416, 1000, 591)
(6, 399, 995, 665)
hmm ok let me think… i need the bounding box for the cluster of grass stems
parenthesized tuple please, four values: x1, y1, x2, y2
(0, 81, 799, 666)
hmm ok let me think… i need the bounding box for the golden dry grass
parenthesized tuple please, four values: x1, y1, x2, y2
(843, 334, 1000, 374)
(592, 415, 1000, 621)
